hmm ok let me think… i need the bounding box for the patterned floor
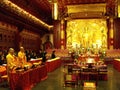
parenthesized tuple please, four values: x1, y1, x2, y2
(0, 64, 120, 90)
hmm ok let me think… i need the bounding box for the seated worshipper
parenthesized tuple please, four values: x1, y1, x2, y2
(51, 50, 56, 59)
(33, 52, 37, 59)
(25, 50, 31, 61)
(18, 47, 27, 67)
(42, 51, 47, 63)
(71, 51, 75, 59)
(88, 63, 93, 68)
(37, 49, 43, 58)
(6, 48, 18, 72)
(0, 50, 5, 65)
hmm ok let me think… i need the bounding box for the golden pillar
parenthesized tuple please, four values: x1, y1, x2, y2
(109, 18, 114, 49)
(60, 20, 65, 49)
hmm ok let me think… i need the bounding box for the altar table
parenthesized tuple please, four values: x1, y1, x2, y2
(63, 63, 107, 81)
(46, 57, 61, 72)
(29, 58, 42, 64)
(0, 66, 7, 83)
(113, 59, 120, 72)
(9, 65, 47, 90)
(78, 54, 99, 62)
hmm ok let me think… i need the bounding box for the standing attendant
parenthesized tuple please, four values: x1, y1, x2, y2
(6, 48, 18, 83)
(18, 47, 27, 67)
(6, 48, 17, 72)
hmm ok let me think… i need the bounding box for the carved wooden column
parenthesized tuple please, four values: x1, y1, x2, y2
(53, 20, 61, 49)
(53, 20, 67, 49)
(113, 18, 120, 49)
(60, 20, 67, 49)
(15, 26, 23, 51)
(108, 18, 114, 49)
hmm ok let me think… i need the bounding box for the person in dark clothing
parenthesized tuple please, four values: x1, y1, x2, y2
(0, 51, 3, 65)
(0, 51, 5, 65)
(32, 52, 37, 59)
(51, 50, 56, 59)
(42, 51, 47, 63)
(37, 49, 43, 58)
(30, 51, 34, 59)
(25, 50, 30, 61)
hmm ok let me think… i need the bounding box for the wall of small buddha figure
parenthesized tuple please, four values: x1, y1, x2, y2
(0, 21, 18, 50)
(19, 30, 41, 51)
(0, 21, 42, 51)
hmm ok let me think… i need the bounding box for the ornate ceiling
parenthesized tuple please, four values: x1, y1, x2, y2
(0, 0, 118, 33)
(57, 0, 117, 19)
(8, 0, 117, 20)
(57, 0, 106, 6)
(9, 0, 52, 24)
(0, 0, 53, 34)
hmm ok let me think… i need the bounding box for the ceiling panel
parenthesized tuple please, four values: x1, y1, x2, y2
(67, 4, 106, 14)
(34, 0, 52, 13)
(58, 0, 106, 5)
(9, 0, 52, 24)
(8, 0, 118, 20)
(57, 0, 117, 18)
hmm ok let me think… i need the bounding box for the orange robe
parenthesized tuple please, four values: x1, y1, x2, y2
(18, 51, 27, 66)
(6, 53, 17, 71)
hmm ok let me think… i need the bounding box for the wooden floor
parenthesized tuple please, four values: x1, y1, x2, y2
(0, 64, 120, 90)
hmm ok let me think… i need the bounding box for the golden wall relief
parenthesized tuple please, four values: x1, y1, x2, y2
(66, 19, 108, 50)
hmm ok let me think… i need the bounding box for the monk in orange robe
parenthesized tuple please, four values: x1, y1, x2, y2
(6, 48, 19, 83)
(6, 48, 17, 72)
(18, 47, 27, 67)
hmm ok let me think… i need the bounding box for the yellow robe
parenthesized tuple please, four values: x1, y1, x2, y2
(6, 53, 16, 71)
(18, 51, 27, 65)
